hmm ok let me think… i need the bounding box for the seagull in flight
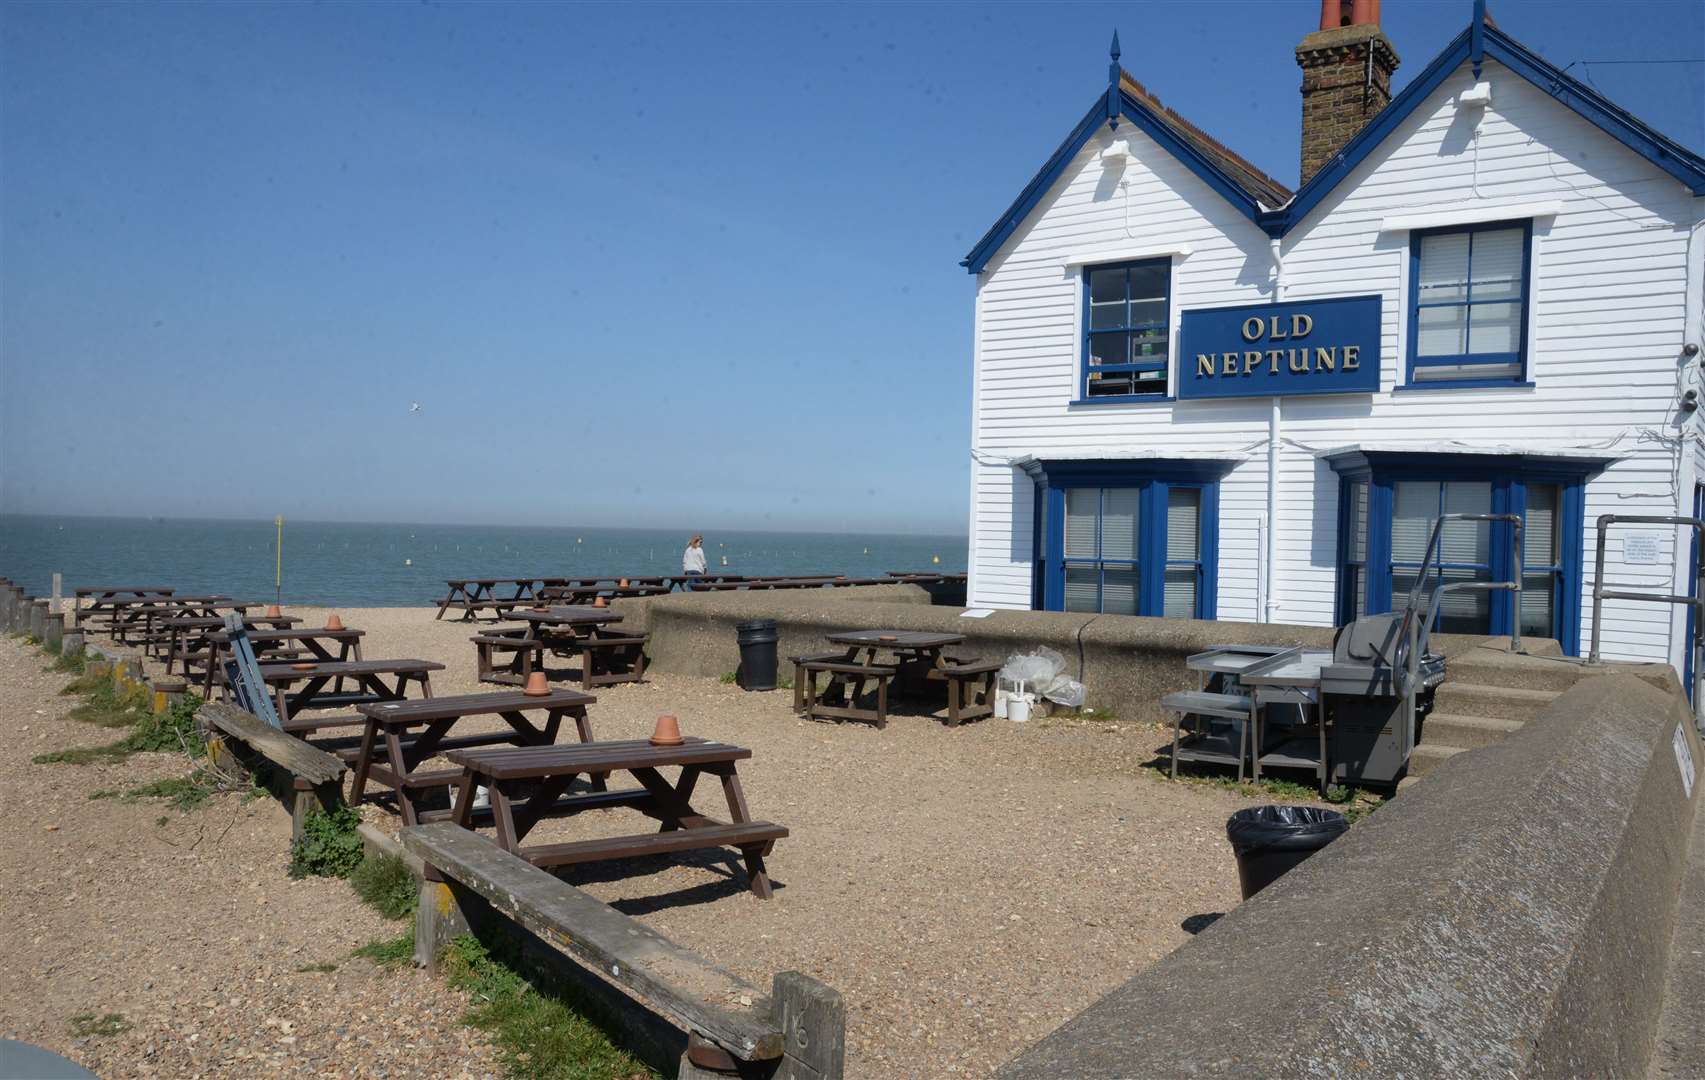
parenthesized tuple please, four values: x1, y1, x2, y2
(409, 402, 423, 414)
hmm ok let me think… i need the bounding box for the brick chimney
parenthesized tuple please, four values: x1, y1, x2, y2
(1296, 0, 1400, 184)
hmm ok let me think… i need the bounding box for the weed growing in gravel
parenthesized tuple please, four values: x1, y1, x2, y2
(350, 853, 418, 920)
(1150, 762, 1387, 820)
(440, 935, 653, 1080)
(295, 962, 338, 974)
(289, 805, 365, 879)
(719, 672, 738, 684)
(127, 771, 218, 812)
(48, 648, 86, 675)
(352, 928, 416, 968)
(36, 692, 207, 766)
(68, 683, 150, 728)
(60, 668, 113, 696)
(68, 1013, 131, 1038)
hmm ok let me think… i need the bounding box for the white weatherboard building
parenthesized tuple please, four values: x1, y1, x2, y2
(963, 1, 1705, 670)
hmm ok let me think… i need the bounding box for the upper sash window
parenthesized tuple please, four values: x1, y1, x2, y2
(1083, 259, 1171, 399)
(1407, 220, 1531, 386)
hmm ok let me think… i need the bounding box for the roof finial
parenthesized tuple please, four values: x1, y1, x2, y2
(1106, 30, 1122, 129)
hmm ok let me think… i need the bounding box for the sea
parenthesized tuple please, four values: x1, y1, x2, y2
(0, 516, 968, 607)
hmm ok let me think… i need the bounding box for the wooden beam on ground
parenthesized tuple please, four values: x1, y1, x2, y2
(402, 821, 784, 1061)
(199, 701, 347, 839)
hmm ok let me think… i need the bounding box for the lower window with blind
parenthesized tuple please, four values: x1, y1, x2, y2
(1333, 458, 1588, 654)
(1027, 462, 1221, 618)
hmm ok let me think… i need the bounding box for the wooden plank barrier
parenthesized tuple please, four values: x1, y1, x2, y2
(198, 701, 347, 841)
(402, 822, 845, 1079)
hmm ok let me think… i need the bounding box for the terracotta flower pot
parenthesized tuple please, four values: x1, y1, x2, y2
(325, 614, 344, 631)
(649, 714, 684, 747)
(292, 662, 316, 671)
(619, 578, 630, 588)
(878, 634, 898, 643)
(265, 604, 283, 618)
(531, 604, 549, 612)
(523, 671, 551, 697)
(593, 596, 608, 608)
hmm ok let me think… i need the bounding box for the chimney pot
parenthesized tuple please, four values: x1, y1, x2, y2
(1351, 0, 1378, 25)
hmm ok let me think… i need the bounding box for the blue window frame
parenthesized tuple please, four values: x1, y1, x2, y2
(1082, 259, 1172, 401)
(1331, 453, 1593, 654)
(1406, 219, 1532, 387)
(1024, 460, 1221, 617)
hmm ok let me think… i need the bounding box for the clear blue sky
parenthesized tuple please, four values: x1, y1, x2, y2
(3, 1, 1699, 534)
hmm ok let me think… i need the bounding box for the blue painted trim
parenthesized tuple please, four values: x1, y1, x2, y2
(1026, 458, 1233, 616)
(1470, 0, 1487, 79)
(1030, 481, 1045, 610)
(1391, 380, 1536, 393)
(1323, 452, 1605, 649)
(1067, 395, 1176, 407)
(1080, 257, 1174, 401)
(963, 21, 1705, 275)
(1404, 218, 1533, 387)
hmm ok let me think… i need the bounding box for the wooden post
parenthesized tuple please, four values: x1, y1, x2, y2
(0, 587, 13, 630)
(29, 600, 48, 640)
(772, 972, 845, 1080)
(51, 572, 61, 615)
(43, 613, 64, 652)
(152, 677, 187, 715)
(414, 869, 471, 974)
(61, 629, 85, 657)
(289, 779, 344, 842)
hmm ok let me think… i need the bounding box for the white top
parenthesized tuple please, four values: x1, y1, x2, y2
(682, 545, 707, 574)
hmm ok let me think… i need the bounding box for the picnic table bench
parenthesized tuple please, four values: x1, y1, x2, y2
(443, 735, 784, 898)
(248, 658, 443, 728)
(497, 606, 648, 690)
(349, 688, 598, 826)
(197, 626, 362, 695)
(796, 630, 997, 728)
(160, 612, 300, 668)
(436, 578, 582, 621)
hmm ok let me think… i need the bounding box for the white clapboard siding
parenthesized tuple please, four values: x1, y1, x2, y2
(968, 52, 1701, 668)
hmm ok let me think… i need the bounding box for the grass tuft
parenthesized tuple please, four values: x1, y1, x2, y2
(68, 1012, 130, 1037)
(352, 928, 416, 968)
(440, 935, 653, 1080)
(295, 962, 338, 974)
(289, 805, 365, 879)
(350, 853, 418, 920)
(127, 771, 218, 812)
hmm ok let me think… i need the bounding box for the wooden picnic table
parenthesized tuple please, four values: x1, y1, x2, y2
(443, 735, 786, 898)
(252, 658, 443, 725)
(501, 606, 646, 689)
(350, 688, 599, 827)
(436, 578, 576, 621)
(537, 582, 673, 605)
(798, 629, 996, 727)
(198, 626, 362, 694)
(72, 588, 174, 631)
(161, 613, 302, 668)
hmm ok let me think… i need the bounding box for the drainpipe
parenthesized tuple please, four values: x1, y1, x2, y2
(1265, 236, 1285, 625)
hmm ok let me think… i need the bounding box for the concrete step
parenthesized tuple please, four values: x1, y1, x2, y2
(1440, 655, 1585, 693)
(1433, 682, 1560, 723)
(1421, 711, 1524, 750)
(1408, 742, 1466, 777)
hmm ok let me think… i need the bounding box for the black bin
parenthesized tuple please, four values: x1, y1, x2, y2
(1225, 805, 1348, 899)
(735, 619, 779, 691)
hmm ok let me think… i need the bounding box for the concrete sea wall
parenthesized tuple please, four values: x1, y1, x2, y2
(617, 586, 1499, 721)
(996, 672, 1702, 1079)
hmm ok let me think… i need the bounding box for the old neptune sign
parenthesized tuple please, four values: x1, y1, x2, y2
(1177, 295, 1381, 400)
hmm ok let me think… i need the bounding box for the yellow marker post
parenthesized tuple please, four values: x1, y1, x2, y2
(275, 515, 285, 606)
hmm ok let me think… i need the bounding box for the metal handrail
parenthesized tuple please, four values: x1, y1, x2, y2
(1587, 514, 1705, 724)
(1391, 513, 1524, 707)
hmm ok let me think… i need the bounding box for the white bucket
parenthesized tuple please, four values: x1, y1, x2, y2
(1008, 694, 1032, 723)
(994, 689, 1010, 720)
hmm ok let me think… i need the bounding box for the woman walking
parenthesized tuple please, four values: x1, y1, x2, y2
(682, 534, 707, 578)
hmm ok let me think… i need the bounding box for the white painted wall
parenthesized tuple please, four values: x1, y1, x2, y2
(968, 56, 1702, 667)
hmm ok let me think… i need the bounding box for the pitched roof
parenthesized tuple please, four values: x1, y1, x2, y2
(1117, 72, 1293, 209)
(962, 18, 1705, 274)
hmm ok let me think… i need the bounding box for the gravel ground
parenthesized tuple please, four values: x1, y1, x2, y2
(0, 634, 498, 1079)
(11, 606, 1290, 1079)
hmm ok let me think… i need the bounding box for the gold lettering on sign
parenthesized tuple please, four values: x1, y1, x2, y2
(1293, 314, 1313, 338)
(1268, 316, 1289, 341)
(1242, 351, 1260, 375)
(1314, 346, 1335, 372)
(1222, 352, 1237, 375)
(1266, 350, 1280, 374)
(1242, 317, 1264, 342)
(1288, 349, 1309, 373)
(1197, 354, 1216, 377)
(1343, 344, 1361, 370)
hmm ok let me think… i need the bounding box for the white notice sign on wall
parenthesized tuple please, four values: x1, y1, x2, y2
(1674, 724, 1696, 800)
(1624, 532, 1662, 565)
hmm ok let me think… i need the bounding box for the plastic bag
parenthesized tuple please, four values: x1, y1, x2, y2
(999, 646, 1084, 707)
